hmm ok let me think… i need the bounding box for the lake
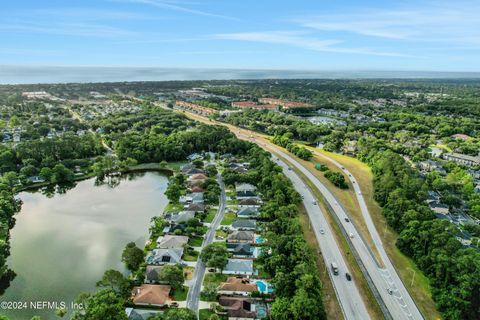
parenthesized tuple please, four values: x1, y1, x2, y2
(0, 172, 169, 320)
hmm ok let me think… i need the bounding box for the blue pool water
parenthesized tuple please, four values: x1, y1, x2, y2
(256, 281, 273, 293)
(256, 236, 264, 244)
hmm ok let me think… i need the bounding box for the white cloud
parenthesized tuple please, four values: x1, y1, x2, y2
(118, 0, 241, 21)
(214, 31, 409, 57)
(296, 1, 480, 46)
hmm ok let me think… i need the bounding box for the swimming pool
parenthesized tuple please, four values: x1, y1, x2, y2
(256, 280, 273, 294)
(256, 235, 264, 244)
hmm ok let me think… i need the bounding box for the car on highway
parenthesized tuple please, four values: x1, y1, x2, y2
(341, 166, 345, 169)
(349, 233, 354, 238)
(331, 262, 339, 275)
(358, 191, 362, 195)
(312, 200, 317, 205)
(345, 273, 352, 281)
(301, 195, 304, 199)
(344, 217, 350, 222)
(287, 167, 292, 170)
(320, 229, 325, 234)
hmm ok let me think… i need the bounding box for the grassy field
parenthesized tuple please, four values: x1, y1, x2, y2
(203, 273, 228, 287)
(171, 285, 189, 301)
(164, 202, 184, 212)
(188, 236, 204, 247)
(183, 249, 199, 261)
(220, 212, 236, 225)
(312, 148, 441, 320)
(204, 208, 217, 223)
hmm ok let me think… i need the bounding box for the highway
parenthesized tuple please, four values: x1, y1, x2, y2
(186, 174, 227, 316)
(271, 155, 370, 320)
(245, 133, 423, 320)
(310, 149, 424, 320)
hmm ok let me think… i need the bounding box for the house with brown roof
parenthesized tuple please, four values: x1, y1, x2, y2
(190, 173, 208, 181)
(219, 296, 257, 319)
(131, 284, 171, 306)
(218, 277, 258, 296)
(190, 186, 205, 193)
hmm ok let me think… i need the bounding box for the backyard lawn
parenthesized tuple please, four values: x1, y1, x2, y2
(220, 212, 236, 225)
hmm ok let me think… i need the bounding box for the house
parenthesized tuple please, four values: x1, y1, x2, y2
(219, 296, 258, 319)
(185, 203, 205, 212)
(156, 235, 189, 249)
(184, 168, 205, 176)
(180, 192, 204, 204)
(236, 183, 256, 193)
(146, 248, 183, 265)
(144, 266, 164, 284)
(227, 231, 255, 244)
(429, 201, 449, 215)
(125, 308, 159, 320)
(474, 184, 480, 194)
(227, 243, 255, 259)
(237, 207, 260, 218)
(426, 191, 441, 203)
(343, 140, 358, 155)
(451, 133, 471, 140)
(238, 198, 261, 208)
(231, 219, 257, 231)
(190, 186, 205, 193)
(224, 259, 254, 275)
(131, 284, 171, 306)
(218, 277, 258, 296)
(190, 173, 208, 181)
(443, 153, 480, 167)
(187, 153, 203, 161)
(28, 176, 46, 183)
(181, 163, 196, 174)
(167, 211, 196, 223)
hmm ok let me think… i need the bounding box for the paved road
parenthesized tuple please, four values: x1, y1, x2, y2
(186, 174, 227, 317)
(254, 138, 423, 320)
(272, 156, 370, 320)
(311, 149, 424, 320)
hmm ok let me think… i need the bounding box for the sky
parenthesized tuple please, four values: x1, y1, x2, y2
(1, 0, 480, 72)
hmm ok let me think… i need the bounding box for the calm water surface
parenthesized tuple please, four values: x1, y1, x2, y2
(0, 172, 168, 320)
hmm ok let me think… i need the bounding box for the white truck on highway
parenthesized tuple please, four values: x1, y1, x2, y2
(331, 262, 339, 275)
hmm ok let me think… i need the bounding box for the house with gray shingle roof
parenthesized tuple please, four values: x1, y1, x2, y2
(224, 259, 254, 275)
(231, 219, 257, 231)
(146, 248, 183, 265)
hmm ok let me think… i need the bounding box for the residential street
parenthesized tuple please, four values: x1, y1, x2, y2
(185, 173, 227, 316)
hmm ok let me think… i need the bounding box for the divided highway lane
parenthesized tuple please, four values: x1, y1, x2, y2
(272, 156, 371, 320)
(261, 142, 423, 320)
(311, 150, 424, 320)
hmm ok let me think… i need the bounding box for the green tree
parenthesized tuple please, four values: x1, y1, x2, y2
(121, 242, 144, 273)
(51, 164, 74, 184)
(159, 264, 184, 291)
(165, 182, 181, 203)
(71, 289, 127, 320)
(200, 243, 229, 273)
(96, 269, 129, 297)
